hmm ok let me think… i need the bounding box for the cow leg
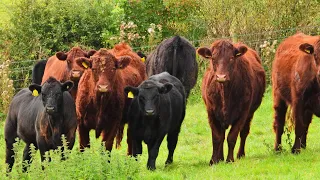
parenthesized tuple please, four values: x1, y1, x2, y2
(5, 121, 18, 173)
(147, 134, 166, 170)
(37, 137, 51, 170)
(301, 110, 313, 149)
(165, 128, 180, 165)
(292, 100, 305, 154)
(22, 143, 38, 172)
(102, 127, 118, 152)
(78, 124, 90, 152)
(132, 138, 143, 158)
(61, 128, 76, 160)
(273, 95, 287, 151)
(237, 115, 253, 159)
(127, 125, 133, 156)
(208, 111, 224, 165)
(226, 114, 249, 163)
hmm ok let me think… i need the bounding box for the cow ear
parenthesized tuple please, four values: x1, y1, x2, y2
(197, 47, 212, 59)
(86, 49, 97, 57)
(299, 43, 314, 54)
(158, 83, 173, 94)
(56, 52, 68, 61)
(116, 56, 131, 69)
(29, 83, 42, 96)
(61, 81, 74, 92)
(137, 51, 147, 62)
(76, 57, 92, 69)
(235, 46, 247, 57)
(124, 86, 139, 98)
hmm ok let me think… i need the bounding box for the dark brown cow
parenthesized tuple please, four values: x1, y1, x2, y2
(108, 43, 147, 155)
(41, 47, 96, 99)
(75, 48, 144, 152)
(272, 33, 320, 153)
(197, 40, 265, 165)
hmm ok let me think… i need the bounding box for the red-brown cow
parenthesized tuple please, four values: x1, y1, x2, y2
(75, 48, 143, 152)
(272, 33, 320, 153)
(197, 40, 265, 165)
(41, 47, 96, 99)
(108, 43, 147, 155)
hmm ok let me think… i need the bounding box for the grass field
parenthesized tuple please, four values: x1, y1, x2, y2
(1, 87, 320, 179)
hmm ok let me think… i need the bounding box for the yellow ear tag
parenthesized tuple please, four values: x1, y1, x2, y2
(32, 89, 39, 97)
(305, 49, 311, 54)
(82, 62, 88, 69)
(128, 91, 134, 98)
(236, 53, 241, 56)
(141, 57, 145, 62)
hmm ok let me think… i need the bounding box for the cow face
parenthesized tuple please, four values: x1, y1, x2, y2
(125, 81, 173, 117)
(29, 77, 73, 115)
(56, 47, 96, 82)
(197, 40, 247, 83)
(76, 49, 131, 93)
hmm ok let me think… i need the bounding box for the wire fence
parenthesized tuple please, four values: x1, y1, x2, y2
(3, 25, 320, 92)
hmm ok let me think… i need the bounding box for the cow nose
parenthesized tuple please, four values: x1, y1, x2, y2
(71, 70, 81, 78)
(216, 74, 227, 83)
(145, 109, 155, 116)
(98, 85, 108, 92)
(46, 106, 55, 113)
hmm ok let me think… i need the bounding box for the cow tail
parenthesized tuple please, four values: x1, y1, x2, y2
(172, 36, 180, 77)
(116, 123, 125, 149)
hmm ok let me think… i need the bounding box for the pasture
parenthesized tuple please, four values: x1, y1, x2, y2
(1, 88, 320, 179)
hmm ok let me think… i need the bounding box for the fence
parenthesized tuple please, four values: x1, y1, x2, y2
(5, 25, 320, 92)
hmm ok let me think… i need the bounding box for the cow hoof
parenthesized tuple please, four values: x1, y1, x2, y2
(226, 158, 234, 163)
(274, 145, 283, 152)
(291, 147, 301, 154)
(165, 159, 173, 165)
(237, 153, 245, 159)
(147, 165, 156, 171)
(209, 159, 219, 166)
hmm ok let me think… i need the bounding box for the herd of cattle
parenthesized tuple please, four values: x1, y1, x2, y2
(4, 32, 320, 172)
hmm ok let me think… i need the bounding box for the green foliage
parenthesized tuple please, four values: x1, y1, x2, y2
(3, 0, 123, 61)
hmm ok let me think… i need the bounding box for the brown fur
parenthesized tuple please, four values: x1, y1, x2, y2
(198, 39, 266, 165)
(272, 32, 320, 153)
(76, 45, 146, 153)
(42, 47, 94, 99)
(108, 43, 147, 155)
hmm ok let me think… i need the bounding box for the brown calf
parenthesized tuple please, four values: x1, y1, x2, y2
(197, 40, 265, 165)
(42, 47, 96, 99)
(75, 48, 138, 152)
(272, 32, 320, 153)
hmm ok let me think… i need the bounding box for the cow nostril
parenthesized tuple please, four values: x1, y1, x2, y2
(145, 109, 155, 116)
(216, 74, 227, 83)
(46, 106, 55, 113)
(98, 85, 108, 92)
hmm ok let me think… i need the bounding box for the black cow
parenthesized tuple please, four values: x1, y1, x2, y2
(124, 72, 186, 170)
(5, 77, 77, 172)
(32, 59, 47, 84)
(146, 35, 198, 98)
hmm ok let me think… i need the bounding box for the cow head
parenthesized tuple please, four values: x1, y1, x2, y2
(197, 40, 247, 83)
(76, 49, 131, 94)
(125, 80, 173, 117)
(56, 47, 96, 82)
(29, 77, 73, 115)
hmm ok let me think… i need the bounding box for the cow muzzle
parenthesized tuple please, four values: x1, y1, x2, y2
(145, 109, 155, 116)
(98, 85, 109, 93)
(46, 106, 55, 114)
(216, 74, 227, 83)
(71, 70, 81, 78)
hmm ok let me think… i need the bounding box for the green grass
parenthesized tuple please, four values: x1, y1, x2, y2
(1, 88, 320, 179)
(0, 0, 12, 27)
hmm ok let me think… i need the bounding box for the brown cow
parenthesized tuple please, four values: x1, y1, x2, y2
(272, 33, 320, 153)
(108, 43, 147, 155)
(41, 47, 96, 99)
(75, 48, 143, 152)
(197, 40, 266, 165)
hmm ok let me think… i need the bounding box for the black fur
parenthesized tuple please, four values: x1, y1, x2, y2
(146, 36, 198, 98)
(125, 72, 186, 170)
(5, 77, 77, 173)
(32, 60, 47, 84)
